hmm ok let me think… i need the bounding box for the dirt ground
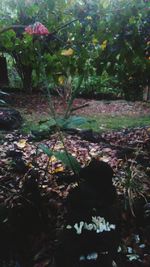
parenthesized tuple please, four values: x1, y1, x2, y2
(11, 93, 150, 117)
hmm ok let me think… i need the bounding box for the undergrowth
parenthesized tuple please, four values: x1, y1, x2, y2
(22, 114, 150, 134)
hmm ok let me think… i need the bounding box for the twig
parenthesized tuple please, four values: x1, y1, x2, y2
(0, 25, 26, 34)
(54, 19, 78, 33)
(71, 103, 89, 112)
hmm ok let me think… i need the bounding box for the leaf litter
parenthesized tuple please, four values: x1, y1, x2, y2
(0, 126, 150, 266)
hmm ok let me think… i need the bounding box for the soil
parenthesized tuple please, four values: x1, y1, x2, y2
(11, 93, 150, 118)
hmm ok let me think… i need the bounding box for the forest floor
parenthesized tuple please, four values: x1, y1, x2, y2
(10, 93, 150, 132)
(1, 94, 150, 266)
(11, 93, 150, 117)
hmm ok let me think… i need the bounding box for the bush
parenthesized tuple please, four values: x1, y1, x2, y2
(75, 72, 122, 99)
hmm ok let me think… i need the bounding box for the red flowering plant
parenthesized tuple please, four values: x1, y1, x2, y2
(25, 22, 49, 35)
(0, 21, 51, 91)
(0, 18, 89, 173)
(24, 21, 86, 174)
(24, 20, 88, 119)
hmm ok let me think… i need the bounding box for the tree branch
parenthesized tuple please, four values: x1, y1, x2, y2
(0, 25, 26, 35)
(55, 19, 78, 33)
(0, 19, 78, 36)
(71, 103, 89, 112)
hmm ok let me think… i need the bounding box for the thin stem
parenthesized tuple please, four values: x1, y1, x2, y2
(64, 75, 84, 119)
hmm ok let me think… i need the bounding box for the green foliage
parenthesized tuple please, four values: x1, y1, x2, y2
(121, 160, 146, 216)
(54, 116, 89, 129)
(78, 72, 121, 97)
(93, 0, 150, 100)
(36, 116, 90, 133)
(87, 114, 150, 132)
(39, 144, 81, 173)
(0, 0, 149, 97)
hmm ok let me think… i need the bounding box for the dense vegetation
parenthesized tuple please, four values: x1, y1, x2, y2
(0, 0, 150, 100)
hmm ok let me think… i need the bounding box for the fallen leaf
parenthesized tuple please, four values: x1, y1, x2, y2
(16, 139, 27, 148)
(50, 166, 64, 174)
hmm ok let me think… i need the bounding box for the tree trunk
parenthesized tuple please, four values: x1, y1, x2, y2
(21, 64, 33, 92)
(0, 56, 9, 86)
(13, 53, 33, 92)
(143, 86, 150, 101)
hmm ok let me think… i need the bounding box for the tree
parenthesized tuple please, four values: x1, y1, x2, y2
(0, 0, 149, 99)
(0, 0, 68, 91)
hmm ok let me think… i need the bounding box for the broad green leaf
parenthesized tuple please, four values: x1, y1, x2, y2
(52, 116, 88, 129)
(64, 116, 88, 128)
(39, 144, 81, 172)
(53, 150, 81, 172)
(55, 117, 66, 128)
(39, 144, 53, 157)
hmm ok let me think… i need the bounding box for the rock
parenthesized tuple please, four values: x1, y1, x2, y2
(0, 108, 22, 130)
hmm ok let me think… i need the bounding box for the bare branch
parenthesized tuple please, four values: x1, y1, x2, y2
(0, 25, 26, 35)
(71, 103, 89, 112)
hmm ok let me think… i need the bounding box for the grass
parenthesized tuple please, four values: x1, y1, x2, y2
(86, 115, 150, 132)
(22, 115, 54, 134)
(21, 113, 150, 134)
